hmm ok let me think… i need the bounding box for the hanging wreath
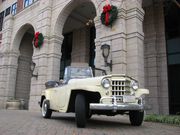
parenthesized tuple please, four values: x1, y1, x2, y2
(101, 4, 118, 26)
(33, 32, 44, 48)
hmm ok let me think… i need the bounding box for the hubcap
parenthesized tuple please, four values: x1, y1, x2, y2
(42, 102, 47, 116)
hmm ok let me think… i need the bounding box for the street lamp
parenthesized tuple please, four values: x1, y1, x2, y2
(101, 44, 112, 71)
(31, 61, 38, 79)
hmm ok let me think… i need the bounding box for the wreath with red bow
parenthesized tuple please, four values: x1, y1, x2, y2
(101, 4, 118, 26)
(33, 32, 44, 48)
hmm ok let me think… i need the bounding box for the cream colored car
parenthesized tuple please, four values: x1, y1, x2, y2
(40, 66, 149, 128)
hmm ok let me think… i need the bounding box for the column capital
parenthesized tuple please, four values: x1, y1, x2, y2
(125, 0, 143, 10)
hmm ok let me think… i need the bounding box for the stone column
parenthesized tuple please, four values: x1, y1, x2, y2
(0, 52, 18, 108)
(71, 28, 90, 64)
(47, 35, 63, 81)
(126, 0, 145, 87)
(94, 1, 127, 75)
(0, 15, 17, 108)
(6, 52, 19, 99)
(29, 0, 55, 110)
(155, 2, 169, 115)
(144, 4, 160, 114)
(144, 1, 169, 114)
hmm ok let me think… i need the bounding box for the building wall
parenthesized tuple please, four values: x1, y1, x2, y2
(144, 2, 169, 114)
(0, 0, 17, 10)
(0, 0, 169, 114)
(71, 28, 90, 64)
(0, 32, 2, 47)
(17, 0, 23, 12)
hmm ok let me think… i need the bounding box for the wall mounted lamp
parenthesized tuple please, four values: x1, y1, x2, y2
(101, 44, 112, 71)
(31, 61, 38, 79)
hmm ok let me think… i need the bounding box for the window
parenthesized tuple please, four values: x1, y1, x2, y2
(0, 11, 4, 31)
(5, 7, 11, 17)
(24, 0, 33, 8)
(12, 3, 17, 15)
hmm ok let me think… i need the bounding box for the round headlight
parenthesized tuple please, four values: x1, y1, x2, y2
(101, 78, 110, 89)
(131, 81, 139, 90)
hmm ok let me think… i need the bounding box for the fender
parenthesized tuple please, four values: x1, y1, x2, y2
(135, 89, 149, 98)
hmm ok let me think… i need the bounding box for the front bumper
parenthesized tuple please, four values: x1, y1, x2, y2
(90, 96, 144, 111)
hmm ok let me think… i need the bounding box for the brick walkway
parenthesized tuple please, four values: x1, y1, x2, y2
(0, 110, 179, 135)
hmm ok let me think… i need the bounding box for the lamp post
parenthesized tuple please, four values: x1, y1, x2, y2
(101, 44, 112, 71)
(31, 61, 38, 79)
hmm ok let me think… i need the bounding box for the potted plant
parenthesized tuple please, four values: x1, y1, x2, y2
(6, 98, 21, 110)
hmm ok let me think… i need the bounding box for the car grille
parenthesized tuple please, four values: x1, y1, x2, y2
(111, 80, 131, 96)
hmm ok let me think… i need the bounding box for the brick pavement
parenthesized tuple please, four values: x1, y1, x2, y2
(0, 110, 179, 135)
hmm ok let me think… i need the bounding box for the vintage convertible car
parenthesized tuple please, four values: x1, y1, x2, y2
(40, 66, 149, 128)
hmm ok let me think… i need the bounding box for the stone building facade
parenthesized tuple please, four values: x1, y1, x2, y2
(0, 0, 179, 114)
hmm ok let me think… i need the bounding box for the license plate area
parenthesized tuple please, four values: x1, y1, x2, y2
(123, 96, 136, 103)
(116, 96, 123, 103)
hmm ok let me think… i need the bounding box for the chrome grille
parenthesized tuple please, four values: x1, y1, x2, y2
(112, 80, 130, 96)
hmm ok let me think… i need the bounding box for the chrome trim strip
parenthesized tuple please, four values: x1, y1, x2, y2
(90, 103, 144, 111)
(90, 96, 144, 112)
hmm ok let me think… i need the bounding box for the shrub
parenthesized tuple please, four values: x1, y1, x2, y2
(145, 114, 180, 125)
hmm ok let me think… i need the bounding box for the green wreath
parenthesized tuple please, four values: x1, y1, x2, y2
(33, 32, 44, 48)
(101, 5, 118, 26)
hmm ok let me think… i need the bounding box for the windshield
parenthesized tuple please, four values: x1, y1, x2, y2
(70, 67, 93, 78)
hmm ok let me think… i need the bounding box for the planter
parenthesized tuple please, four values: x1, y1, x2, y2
(6, 100, 21, 110)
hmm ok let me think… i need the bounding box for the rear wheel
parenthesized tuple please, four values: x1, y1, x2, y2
(129, 111, 144, 126)
(41, 99, 52, 118)
(75, 94, 87, 128)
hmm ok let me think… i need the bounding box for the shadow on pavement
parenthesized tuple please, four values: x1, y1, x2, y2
(49, 114, 135, 128)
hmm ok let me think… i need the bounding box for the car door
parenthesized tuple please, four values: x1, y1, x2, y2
(48, 88, 59, 110)
(55, 85, 68, 109)
(50, 85, 68, 111)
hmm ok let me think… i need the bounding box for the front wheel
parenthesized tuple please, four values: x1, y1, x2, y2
(75, 94, 87, 128)
(129, 111, 144, 126)
(41, 99, 52, 118)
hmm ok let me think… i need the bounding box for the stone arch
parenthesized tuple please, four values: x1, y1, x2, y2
(12, 23, 35, 109)
(54, 0, 97, 37)
(12, 23, 36, 53)
(47, 0, 98, 81)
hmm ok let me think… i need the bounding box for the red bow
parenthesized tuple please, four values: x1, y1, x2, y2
(103, 4, 112, 26)
(34, 32, 40, 48)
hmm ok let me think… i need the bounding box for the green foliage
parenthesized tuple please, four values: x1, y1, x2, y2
(38, 33, 44, 47)
(145, 114, 180, 125)
(101, 5, 118, 26)
(33, 32, 44, 48)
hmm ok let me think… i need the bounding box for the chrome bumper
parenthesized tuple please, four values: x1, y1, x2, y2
(90, 96, 144, 111)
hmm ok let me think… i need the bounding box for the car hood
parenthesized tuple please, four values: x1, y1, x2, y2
(68, 74, 136, 86)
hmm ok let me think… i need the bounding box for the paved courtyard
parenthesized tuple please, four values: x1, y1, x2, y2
(0, 110, 179, 135)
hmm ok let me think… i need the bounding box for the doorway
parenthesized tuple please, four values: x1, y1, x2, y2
(164, 0, 180, 114)
(15, 28, 34, 109)
(59, 2, 96, 79)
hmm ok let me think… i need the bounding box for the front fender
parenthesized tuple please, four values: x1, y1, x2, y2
(135, 88, 149, 98)
(71, 85, 103, 93)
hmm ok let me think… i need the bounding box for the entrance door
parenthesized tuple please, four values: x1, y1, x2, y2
(89, 26, 96, 68)
(168, 65, 180, 114)
(164, 1, 180, 114)
(60, 32, 73, 79)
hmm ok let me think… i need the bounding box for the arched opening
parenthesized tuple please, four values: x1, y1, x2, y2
(59, 1, 96, 79)
(15, 25, 34, 109)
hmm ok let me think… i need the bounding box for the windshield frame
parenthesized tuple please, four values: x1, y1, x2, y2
(69, 67, 93, 79)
